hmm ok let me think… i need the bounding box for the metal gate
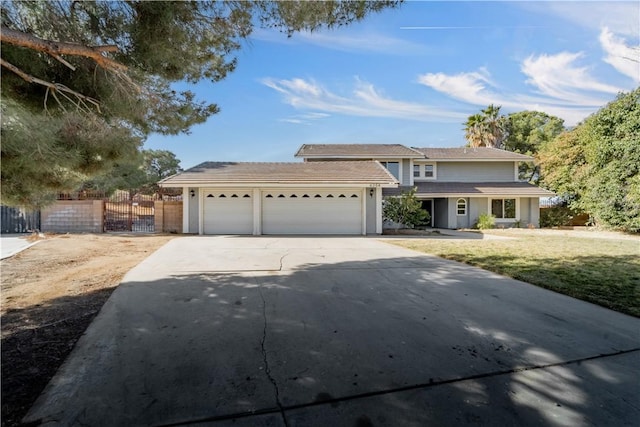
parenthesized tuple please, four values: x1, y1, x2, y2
(1, 205, 41, 233)
(104, 192, 155, 232)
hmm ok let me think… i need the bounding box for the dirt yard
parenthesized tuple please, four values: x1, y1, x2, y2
(1, 233, 176, 427)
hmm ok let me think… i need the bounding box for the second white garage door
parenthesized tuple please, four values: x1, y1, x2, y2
(262, 189, 362, 234)
(203, 190, 253, 234)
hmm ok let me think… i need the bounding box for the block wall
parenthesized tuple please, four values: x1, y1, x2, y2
(41, 201, 104, 233)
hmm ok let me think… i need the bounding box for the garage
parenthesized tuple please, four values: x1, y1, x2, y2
(203, 189, 253, 234)
(262, 189, 362, 234)
(159, 161, 397, 235)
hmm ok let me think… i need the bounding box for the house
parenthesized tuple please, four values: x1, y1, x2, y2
(159, 144, 553, 235)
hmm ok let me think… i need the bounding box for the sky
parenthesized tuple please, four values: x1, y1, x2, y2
(144, 1, 640, 169)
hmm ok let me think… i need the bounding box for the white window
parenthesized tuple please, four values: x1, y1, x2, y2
(424, 164, 434, 178)
(381, 161, 400, 180)
(414, 163, 435, 179)
(456, 198, 467, 216)
(491, 198, 516, 219)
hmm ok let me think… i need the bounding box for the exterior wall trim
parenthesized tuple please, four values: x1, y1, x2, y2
(182, 186, 190, 233)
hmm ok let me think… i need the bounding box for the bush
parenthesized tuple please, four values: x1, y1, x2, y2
(383, 188, 429, 230)
(476, 213, 495, 230)
(540, 206, 589, 228)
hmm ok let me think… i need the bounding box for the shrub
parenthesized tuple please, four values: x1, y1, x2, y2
(383, 188, 429, 230)
(539, 206, 588, 228)
(476, 213, 495, 230)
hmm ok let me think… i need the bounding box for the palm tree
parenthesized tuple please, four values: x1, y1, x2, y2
(482, 104, 506, 148)
(464, 105, 506, 148)
(464, 113, 487, 148)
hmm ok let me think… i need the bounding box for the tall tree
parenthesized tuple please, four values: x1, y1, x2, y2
(464, 113, 486, 148)
(482, 104, 506, 149)
(0, 1, 399, 208)
(83, 149, 182, 195)
(503, 111, 565, 182)
(142, 149, 182, 194)
(463, 104, 506, 148)
(539, 88, 640, 232)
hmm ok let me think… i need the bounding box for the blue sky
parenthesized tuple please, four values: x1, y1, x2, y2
(145, 1, 640, 169)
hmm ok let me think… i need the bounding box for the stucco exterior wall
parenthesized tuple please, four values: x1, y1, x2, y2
(366, 189, 377, 234)
(188, 188, 199, 233)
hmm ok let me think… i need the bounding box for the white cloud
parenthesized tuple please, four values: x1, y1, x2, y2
(417, 63, 610, 127)
(417, 69, 495, 106)
(261, 77, 466, 123)
(278, 112, 330, 125)
(599, 27, 640, 83)
(417, 32, 640, 128)
(521, 52, 623, 103)
(251, 28, 427, 55)
(279, 118, 305, 124)
(519, 2, 640, 38)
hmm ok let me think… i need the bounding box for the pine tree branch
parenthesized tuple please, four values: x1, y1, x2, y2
(0, 26, 126, 72)
(1, 58, 101, 113)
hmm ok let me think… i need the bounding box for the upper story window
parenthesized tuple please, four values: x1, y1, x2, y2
(380, 161, 400, 180)
(424, 164, 434, 178)
(413, 163, 436, 179)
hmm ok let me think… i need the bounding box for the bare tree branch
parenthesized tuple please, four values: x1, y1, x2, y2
(50, 53, 77, 71)
(0, 26, 126, 72)
(1, 58, 101, 114)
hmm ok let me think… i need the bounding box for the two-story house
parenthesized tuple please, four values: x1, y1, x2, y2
(160, 144, 553, 235)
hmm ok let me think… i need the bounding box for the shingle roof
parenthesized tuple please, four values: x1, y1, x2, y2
(160, 161, 398, 186)
(383, 182, 554, 197)
(412, 147, 533, 161)
(295, 144, 424, 158)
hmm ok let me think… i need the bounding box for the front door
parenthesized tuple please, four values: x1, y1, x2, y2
(420, 199, 434, 227)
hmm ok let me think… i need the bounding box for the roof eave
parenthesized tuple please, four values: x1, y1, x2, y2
(420, 158, 533, 162)
(297, 154, 425, 159)
(412, 192, 555, 197)
(160, 180, 399, 188)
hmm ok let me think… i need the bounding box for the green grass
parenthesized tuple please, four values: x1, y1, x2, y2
(390, 230, 640, 317)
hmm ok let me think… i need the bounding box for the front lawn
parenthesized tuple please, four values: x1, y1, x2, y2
(390, 230, 640, 317)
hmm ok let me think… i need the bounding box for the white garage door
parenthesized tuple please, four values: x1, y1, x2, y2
(262, 189, 362, 234)
(203, 190, 253, 234)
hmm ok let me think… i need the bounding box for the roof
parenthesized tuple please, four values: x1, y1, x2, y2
(160, 161, 399, 186)
(412, 147, 533, 161)
(383, 182, 555, 197)
(295, 144, 424, 158)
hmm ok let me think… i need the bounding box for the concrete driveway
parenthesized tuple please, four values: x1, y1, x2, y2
(0, 234, 38, 259)
(26, 236, 640, 426)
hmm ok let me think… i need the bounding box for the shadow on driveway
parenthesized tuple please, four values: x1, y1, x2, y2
(22, 241, 640, 426)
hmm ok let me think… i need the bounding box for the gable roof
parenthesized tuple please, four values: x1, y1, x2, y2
(159, 161, 398, 186)
(412, 147, 533, 161)
(384, 182, 554, 197)
(295, 144, 424, 158)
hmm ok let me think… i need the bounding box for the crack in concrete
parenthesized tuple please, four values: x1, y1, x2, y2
(281, 347, 640, 412)
(278, 252, 289, 271)
(258, 285, 289, 427)
(157, 347, 640, 426)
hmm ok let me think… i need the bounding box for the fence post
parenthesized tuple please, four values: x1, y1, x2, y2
(155, 201, 164, 233)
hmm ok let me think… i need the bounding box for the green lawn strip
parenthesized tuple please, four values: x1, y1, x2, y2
(391, 236, 640, 317)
